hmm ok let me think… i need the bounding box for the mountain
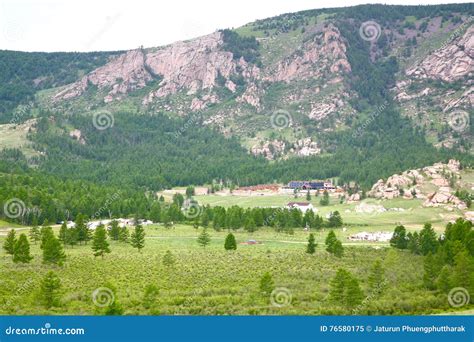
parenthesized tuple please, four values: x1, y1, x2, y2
(0, 4, 473, 195)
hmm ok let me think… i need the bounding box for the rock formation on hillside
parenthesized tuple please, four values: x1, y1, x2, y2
(368, 159, 469, 210)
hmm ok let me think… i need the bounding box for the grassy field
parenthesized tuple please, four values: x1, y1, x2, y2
(1, 222, 472, 315)
(194, 195, 463, 232)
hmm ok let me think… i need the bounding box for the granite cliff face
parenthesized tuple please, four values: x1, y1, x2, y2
(49, 10, 473, 159)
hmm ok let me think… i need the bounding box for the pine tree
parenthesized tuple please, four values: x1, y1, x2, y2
(320, 190, 330, 206)
(329, 268, 364, 308)
(75, 214, 91, 244)
(451, 250, 474, 294)
(58, 222, 68, 246)
(40, 226, 54, 250)
(130, 224, 145, 252)
(306, 233, 316, 254)
(197, 229, 211, 247)
(328, 211, 343, 228)
(244, 216, 256, 232)
(39, 271, 61, 308)
(419, 223, 439, 255)
(224, 233, 237, 250)
(119, 226, 130, 243)
(325, 230, 344, 257)
(29, 224, 41, 245)
(92, 224, 111, 258)
(423, 252, 441, 290)
(108, 220, 121, 241)
(13, 234, 33, 263)
(390, 225, 408, 249)
(407, 232, 420, 254)
(259, 272, 274, 296)
(162, 250, 176, 267)
(42, 234, 66, 266)
(436, 265, 452, 293)
(3, 229, 16, 255)
(66, 227, 78, 247)
(306, 190, 311, 201)
(368, 260, 385, 291)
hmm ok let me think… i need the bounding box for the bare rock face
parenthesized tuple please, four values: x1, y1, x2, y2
(406, 25, 474, 82)
(251, 140, 286, 160)
(267, 25, 350, 83)
(69, 129, 86, 145)
(54, 32, 259, 105)
(368, 159, 469, 207)
(54, 49, 153, 103)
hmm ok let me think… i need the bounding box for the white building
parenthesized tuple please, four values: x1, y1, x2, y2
(286, 202, 315, 214)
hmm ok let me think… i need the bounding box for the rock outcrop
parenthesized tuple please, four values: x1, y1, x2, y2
(406, 25, 474, 82)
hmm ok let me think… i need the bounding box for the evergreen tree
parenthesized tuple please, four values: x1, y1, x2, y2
(40, 226, 54, 250)
(451, 250, 474, 295)
(328, 211, 343, 228)
(306, 233, 316, 254)
(162, 250, 176, 267)
(130, 224, 145, 252)
(306, 190, 311, 201)
(303, 209, 315, 228)
(3, 229, 16, 255)
(29, 224, 41, 245)
(329, 268, 364, 308)
(423, 252, 441, 290)
(259, 272, 274, 296)
(58, 222, 68, 246)
(390, 225, 407, 249)
(224, 233, 237, 250)
(419, 223, 439, 255)
(368, 260, 385, 291)
(13, 234, 33, 263)
(407, 232, 420, 254)
(436, 265, 452, 293)
(75, 214, 91, 244)
(325, 230, 344, 257)
(119, 226, 130, 243)
(197, 229, 211, 247)
(108, 220, 121, 241)
(92, 224, 111, 258)
(39, 271, 61, 308)
(66, 226, 78, 247)
(42, 234, 66, 266)
(320, 190, 330, 206)
(244, 216, 257, 232)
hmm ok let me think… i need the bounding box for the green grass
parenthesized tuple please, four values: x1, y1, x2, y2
(194, 194, 462, 232)
(2, 223, 471, 315)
